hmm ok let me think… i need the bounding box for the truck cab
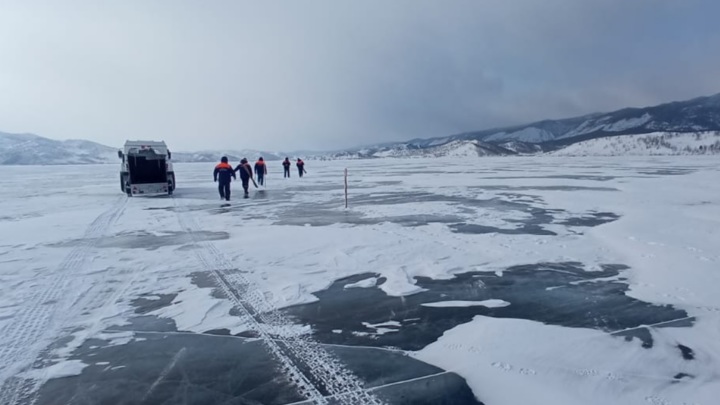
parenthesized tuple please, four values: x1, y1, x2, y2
(118, 140, 175, 196)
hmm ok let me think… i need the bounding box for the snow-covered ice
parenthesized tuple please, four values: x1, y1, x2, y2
(1, 156, 719, 405)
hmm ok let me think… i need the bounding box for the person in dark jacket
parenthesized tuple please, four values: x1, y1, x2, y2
(254, 157, 268, 186)
(213, 156, 236, 201)
(282, 157, 291, 178)
(296, 158, 306, 177)
(234, 158, 254, 198)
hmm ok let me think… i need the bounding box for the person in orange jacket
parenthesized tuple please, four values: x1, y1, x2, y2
(213, 156, 236, 201)
(296, 158, 307, 178)
(254, 157, 268, 186)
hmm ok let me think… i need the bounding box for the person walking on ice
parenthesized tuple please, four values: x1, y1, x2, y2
(234, 158, 254, 198)
(255, 157, 268, 186)
(282, 157, 291, 178)
(213, 156, 236, 201)
(296, 158, 307, 178)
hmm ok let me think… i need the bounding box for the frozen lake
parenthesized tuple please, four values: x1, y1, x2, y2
(1, 156, 719, 405)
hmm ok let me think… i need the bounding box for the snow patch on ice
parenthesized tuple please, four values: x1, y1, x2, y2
(422, 299, 510, 308)
(362, 321, 401, 336)
(344, 277, 379, 289)
(22, 359, 88, 380)
(378, 266, 427, 297)
(363, 320, 401, 328)
(94, 331, 135, 347)
(415, 314, 720, 405)
(150, 279, 250, 335)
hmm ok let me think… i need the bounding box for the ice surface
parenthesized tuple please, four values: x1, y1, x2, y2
(1, 156, 719, 404)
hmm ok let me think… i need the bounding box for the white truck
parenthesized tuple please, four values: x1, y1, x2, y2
(118, 140, 176, 196)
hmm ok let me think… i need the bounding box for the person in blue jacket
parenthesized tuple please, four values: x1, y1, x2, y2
(213, 156, 236, 201)
(282, 157, 291, 178)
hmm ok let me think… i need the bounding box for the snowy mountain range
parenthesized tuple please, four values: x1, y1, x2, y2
(314, 132, 720, 160)
(320, 92, 720, 158)
(2, 92, 720, 164)
(0, 132, 285, 165)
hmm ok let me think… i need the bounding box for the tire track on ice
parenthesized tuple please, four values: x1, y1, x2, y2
(173, 198, 385, 405)
(0, 197, 127, 405)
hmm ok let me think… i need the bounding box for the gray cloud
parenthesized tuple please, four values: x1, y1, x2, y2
(1, 0, 719, 151)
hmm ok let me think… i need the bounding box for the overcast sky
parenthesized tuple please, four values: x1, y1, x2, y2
(1, 1, 719, 151)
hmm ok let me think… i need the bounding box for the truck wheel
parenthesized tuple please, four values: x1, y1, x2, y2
(168, 172, 176, 191)
(121, 174, 132, 196)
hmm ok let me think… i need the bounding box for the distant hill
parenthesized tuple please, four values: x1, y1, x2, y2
(0, 132, 117, 165)
(0, 132, 286, 165)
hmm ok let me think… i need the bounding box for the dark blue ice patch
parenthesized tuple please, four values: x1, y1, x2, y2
(31, 332, 483, 405)
(284, 262, 690, 351)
